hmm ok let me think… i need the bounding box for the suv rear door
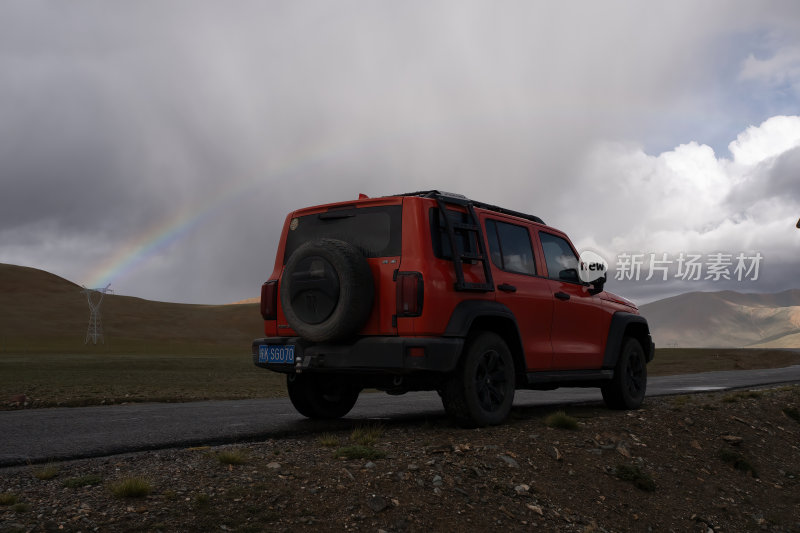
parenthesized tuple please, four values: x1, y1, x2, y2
(537, 231, 607, 369)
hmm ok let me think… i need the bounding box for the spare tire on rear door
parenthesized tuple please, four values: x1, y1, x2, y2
(280, 238, 374, 342)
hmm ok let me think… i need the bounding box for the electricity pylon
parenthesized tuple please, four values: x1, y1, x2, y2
(82, 284, 112, 344)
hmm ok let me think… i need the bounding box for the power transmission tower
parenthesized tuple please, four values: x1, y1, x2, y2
(82, 284, 112, 345)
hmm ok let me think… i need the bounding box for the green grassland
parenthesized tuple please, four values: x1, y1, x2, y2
(2, 264, 799, 409)
(3, 347, 799, 409)
(0, 351, 285, 408)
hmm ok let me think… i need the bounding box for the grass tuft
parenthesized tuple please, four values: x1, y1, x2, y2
(350, 424, 384, 445)
(32, 464, 60, 480)
(333, 445, 387, 460)
(194, 493, 211, 509)
(11, 503, 29, 513)
(317, 433, 340, 447)
(63, 474, 102, 488)
(216, 449, 249, 465)
(615, 464, 656, 492)
(0, 493, 19, 505)
(545, 410, 579, 430)
(110, 477, 152, 499)
(717, 447, 758, 477)
(782, 406, 800, 423)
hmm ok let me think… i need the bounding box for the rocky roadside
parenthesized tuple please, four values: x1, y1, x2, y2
(1, 385, 799, 533)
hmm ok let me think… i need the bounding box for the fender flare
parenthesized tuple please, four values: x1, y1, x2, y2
(444, 300, 519, 338)
(602, 312, 654, 369)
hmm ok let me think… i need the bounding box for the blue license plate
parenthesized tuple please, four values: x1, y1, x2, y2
(258, 344, 295, 364)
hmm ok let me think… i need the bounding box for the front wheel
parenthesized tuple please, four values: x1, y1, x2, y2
(602, 337, 647, 410)
(287, 374, 360, 419)
(441, 332, 516, 428)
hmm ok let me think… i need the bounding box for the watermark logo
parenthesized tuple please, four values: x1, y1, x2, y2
(578, 250, 609, 283)
(614, 252, 763, 282)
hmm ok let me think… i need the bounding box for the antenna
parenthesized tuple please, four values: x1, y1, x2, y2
(81, 284, 112, 345)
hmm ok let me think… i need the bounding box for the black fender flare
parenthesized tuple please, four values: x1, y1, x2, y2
(602, 312, 654, 369)
(444, 300, 527, 381)
(444, 300, 519, 337)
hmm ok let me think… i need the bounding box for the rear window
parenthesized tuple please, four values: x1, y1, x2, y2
(284, 205, 402, 261)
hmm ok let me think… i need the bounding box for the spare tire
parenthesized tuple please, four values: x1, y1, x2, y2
(281, 238, 374, 342)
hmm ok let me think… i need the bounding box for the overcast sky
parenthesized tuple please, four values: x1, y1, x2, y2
(1, 1, 799, 305)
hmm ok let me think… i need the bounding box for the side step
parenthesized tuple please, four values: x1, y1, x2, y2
(525, 369, 613, 389)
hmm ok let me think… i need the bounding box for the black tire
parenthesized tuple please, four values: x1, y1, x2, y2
(286, 374, 360, 419)
(441, 332, 516, 428)
(602, 337, 647, 410)
(280, 238, 374, 343)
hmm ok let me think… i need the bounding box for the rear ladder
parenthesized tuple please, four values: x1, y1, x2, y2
(434, 194, 495, 292)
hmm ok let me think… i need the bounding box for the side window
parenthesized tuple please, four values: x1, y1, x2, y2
(485, 219, 536, 276)
(539, 232, 580, 282)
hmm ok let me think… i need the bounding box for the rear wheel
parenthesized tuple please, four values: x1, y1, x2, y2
(287, 374, 360, 419)
(441, 332, 515, 428)
(602, 337, 647, 410)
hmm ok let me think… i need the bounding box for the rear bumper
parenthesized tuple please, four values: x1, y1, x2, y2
(251, 336, 464, 374)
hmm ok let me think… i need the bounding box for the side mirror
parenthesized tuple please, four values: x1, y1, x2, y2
(558, 268, 580, 283)
(588, 275, 606, 295)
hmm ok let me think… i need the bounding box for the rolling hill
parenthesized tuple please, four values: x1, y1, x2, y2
(2, 263, 799, 352)
(0, 263, 263, 354)
(640, 289, 800, 348)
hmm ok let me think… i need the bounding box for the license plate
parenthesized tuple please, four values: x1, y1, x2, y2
(258, 344, 295, 364)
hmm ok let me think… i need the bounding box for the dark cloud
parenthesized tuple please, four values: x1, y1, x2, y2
(2, 2, 800, 303)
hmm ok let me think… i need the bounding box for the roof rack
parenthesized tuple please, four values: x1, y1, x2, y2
(392, 190, 545, 225)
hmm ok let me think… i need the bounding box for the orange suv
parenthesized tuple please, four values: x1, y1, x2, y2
(252, 191, 654, 427)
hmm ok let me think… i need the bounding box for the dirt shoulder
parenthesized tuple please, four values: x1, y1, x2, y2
(2, 386, 799, 532)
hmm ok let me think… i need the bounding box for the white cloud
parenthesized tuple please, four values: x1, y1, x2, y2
(571, 116, 800, 302)
(728, 115, 800, 166)
(739, 45, 800, 92)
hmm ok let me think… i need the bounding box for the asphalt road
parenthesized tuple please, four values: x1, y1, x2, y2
(2, 365, 800, 467)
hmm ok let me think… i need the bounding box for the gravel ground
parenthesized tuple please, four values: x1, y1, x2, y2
(1, 385, 799, 532)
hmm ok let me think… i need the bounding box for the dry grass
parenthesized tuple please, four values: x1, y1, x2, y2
(615, 464, 656, 492)
(63, 475, 103, 488)
(317, 433, 340, 447)
(333, 445, 387, 460)
(32, 464, 60, 480)
(216, 449, 249, 465)
(545, 410, 579, 430)
(110, 477, 152, 499)
(350, 424, 384, 445)
(0, 493, 19, 506)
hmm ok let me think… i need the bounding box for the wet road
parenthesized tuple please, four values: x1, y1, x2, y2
(2, 365, 799, 467)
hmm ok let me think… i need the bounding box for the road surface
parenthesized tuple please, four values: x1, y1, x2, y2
(2, 365, 799, 467)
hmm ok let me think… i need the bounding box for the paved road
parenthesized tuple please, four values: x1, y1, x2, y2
(2, 365, 800, 467)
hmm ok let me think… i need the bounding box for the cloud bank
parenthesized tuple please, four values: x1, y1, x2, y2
(0, 2, 799, 304)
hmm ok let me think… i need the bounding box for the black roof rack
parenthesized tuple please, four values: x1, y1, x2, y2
(391, 190, 545, 225)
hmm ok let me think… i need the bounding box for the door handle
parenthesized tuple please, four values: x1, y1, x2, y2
(498, 283, 516, 293)
(554, 291, 570, 301)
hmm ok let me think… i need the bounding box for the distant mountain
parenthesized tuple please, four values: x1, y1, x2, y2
(639, 289, 800, 348)
(0, 263, 263, 354)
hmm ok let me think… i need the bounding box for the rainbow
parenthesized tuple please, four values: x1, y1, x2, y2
(84, 180, 254, 289)
(82, 135, 358, 290)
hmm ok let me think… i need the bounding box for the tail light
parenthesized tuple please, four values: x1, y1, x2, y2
(396, 271, 423, 317)
(260, 280, 278, 320)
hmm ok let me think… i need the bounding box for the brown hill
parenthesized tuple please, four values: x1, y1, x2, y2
(640, 289, 800, 348)
(0, 263, 263, 354)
